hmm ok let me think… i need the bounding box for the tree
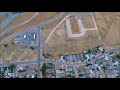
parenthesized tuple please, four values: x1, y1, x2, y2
(87, 49, 91, 54)
(30, 46, 35, 50)
(8, 64, 15, 73)
(115, 54, 120, 59)
(4, 44, 8, 47)
(40, 63, 46, 78)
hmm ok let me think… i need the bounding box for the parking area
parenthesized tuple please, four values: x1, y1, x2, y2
(15, 30, 37, 47)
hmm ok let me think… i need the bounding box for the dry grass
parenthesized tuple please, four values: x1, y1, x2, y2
(0, 40, 37, 62)
(1, 12, 34, 31)
(43, 12, 68, 30)
(82, 15, 95, 29)
(94, 12, 120, 48)
(1, 12, 58, 41)
(70, 16, 80, 33)
(43, 22, 102, 56)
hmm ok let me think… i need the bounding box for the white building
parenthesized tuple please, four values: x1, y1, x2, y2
(105, 55, 109, 60)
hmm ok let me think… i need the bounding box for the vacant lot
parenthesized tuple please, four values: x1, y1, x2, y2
(0, 40, 37, 62)
(43, 21, 102, 56)
(70, 16, 80, 34)
(94, 12, 120, 48)
(82, 15, 95, 29)
(43, 12, 68, 30)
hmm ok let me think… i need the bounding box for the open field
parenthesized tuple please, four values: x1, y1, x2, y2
(0, 39, 37, 62)
(0, 12, 58, 41)
(70, 16, 80, 34)
(82, 15, 95, 29)
(94, 12, 120, 48)
(43, 12, 68, 30)
(43, 21, 103, 56)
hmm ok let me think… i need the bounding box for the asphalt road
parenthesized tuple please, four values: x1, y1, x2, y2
(0, 12, 64, 44)
(0, 48, 119, 67)
(36, 27, 42, 78)
(0, 13, 20, 30)
(0, 12, 39, 37)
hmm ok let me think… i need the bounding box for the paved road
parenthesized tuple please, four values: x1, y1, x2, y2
(36, 27, 42, 78)
(0, 12, 9, 15)
(0, 13, 20, 30)
(0, 12, 64, 44)
(88, 48, 120, 63)
(0, 48, 119, 67)
(0, 12, 39, 37)
(0, 60, 37, 67)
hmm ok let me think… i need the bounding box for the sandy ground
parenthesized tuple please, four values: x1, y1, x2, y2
(0, 40, 37, 62)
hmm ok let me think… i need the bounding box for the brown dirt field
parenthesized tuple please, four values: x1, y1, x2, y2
(82, 15, 95, 29)
(0, 40, 37, 62)
(1, 12, 34, 31)
(70, 16, 80, 34)
(43, 22, 103, 55)
(1, 12, 58, 40)
(93, 12, 120, 48)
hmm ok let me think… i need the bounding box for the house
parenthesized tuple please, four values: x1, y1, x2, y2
(98, 47, 104, 52)
(18, 66, 24, 71)
(89, 74, 93, 78)
(79, 54, 84, 61)
(114, 61, 119, 65)
(45, 68, 53, 74)
(85, 54, 90, 60)
(60, 56, 64, 60)
(95, 60, 102, 65)
(95, 64, 98, 67)
(99, 74, 103, 78)
(76, 54, 81, 60)
(17, 71, 26, 78)
(66, 67, 73, 72)
(46, 74, 53, 78)
(105, 55, 109, 60)
(72, 54, 77, 61)
(64, 55, 69, 60)
(98, 66, 102, 70)
(56, 70, 66, 78)
(69, 55, 73, 61)
(46, 63, 53, 68)
(89, 69, 93, 74)
(23, 35, 27, 39)
(88, 64, 93, 69)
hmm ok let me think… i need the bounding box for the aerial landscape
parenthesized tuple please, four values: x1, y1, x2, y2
(0, 12, 120, 78)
